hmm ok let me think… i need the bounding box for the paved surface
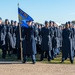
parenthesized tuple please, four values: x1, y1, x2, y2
(0, 62, 75, 75)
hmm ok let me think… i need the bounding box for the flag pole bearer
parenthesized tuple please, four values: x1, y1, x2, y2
(18, 3, 23, 62)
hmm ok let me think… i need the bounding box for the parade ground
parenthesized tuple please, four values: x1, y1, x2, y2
(0, 52, 75, 75)
(0, 62, 75, 75)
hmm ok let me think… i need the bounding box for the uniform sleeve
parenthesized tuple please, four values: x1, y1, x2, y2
(21, 27, 26, 39)
(50, 28, 54, 38)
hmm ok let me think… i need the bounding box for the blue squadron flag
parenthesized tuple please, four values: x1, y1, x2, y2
(18, 7, 34, 21)
(20, 20, 28, 28)
(18, 7, 34, 27)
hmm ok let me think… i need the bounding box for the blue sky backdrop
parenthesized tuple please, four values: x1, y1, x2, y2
(0, 0, 75, 24)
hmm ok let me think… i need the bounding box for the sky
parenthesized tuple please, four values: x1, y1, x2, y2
(0, 0, 75, 24)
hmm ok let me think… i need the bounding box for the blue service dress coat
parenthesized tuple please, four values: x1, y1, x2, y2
(62, 28, 74, 61)
(12, 26, 17, 49)
(52, 27, 57, 49)
(59, 29, 62, 48)
(1, 25, 7, 46)
(41, 27, 52, 51)
(37, 28, 42, 45)
(70, 28, 75, 50)
(34, 26, 39, 44)
(22, 26, 37, 55)
(0, 24, 6, 48)
(16, 25, 21, 49)
(0, 25, 3, 48)
(73, 28, 75, 50)
(5, 24, 14, 50)
(57, 28, 62, 48)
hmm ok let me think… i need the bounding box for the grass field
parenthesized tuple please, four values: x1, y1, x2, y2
(0, 49, 75, 64)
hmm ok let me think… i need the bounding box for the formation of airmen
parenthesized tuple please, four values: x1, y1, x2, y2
(0, 17, 75, 64)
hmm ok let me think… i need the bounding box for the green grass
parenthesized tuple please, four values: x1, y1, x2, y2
(0, 49, 17, 61)
(0, 49, 75, 64)
(35, 53, 75, 64)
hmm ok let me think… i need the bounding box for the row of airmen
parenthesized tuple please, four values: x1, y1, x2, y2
(21, 20, 75, 64)
(22, 21, 75, 64)
(0, 17, 75, 64)
(0, 17, 21, 60)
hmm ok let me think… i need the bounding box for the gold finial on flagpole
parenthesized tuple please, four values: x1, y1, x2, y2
(18, 3, 19, 7)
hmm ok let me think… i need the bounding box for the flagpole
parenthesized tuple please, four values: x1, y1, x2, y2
(18, 3, 23, 62)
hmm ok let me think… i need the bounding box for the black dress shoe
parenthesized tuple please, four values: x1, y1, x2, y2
(71, 60, 73, 64)
(22, 60, 26, 63)
(2, 56, 5, 59)
(32, 61, 36, 64)
(48, 57, 51, 62)
(52, 58, 54, 60)
(40, 59, 43, 61)
(48, 59, 51, 62)
(17, 58, 21, 60)
(60, 60, 64, 63)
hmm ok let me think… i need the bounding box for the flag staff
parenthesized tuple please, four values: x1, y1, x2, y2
(17, 3, 23, 62)
(18, 3, 19, 7)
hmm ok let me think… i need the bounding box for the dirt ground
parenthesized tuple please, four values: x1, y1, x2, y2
(0, 62, 75, 75)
